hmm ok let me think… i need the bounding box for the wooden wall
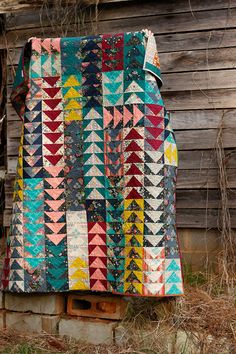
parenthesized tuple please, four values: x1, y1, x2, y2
(2, 0, 236, 251)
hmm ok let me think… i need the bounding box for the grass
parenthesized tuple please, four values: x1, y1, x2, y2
(0, 267, 235, 354)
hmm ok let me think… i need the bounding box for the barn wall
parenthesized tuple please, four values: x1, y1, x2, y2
(2, 0, 236, 269)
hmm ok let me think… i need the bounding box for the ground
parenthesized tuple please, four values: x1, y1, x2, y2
(0, 268, 235, 354)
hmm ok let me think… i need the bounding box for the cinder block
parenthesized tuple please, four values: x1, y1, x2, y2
(0, 310, 6, 330)
(0, 292, 4, 309)
(67, 294, 127, 320)
(41, 315, 60, 334)
(5, 293, 65, 315)
(59, 317, 118, 345)
(6, 312, 60, 334)
(6, 312, 42, 333)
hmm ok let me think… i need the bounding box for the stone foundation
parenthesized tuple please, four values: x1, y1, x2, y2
(0, 292, 125, 344)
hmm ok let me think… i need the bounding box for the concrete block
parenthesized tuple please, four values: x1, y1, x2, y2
(6, 312, 60, 334)
(42, 315, 60, 334)
(0, 292, 4, 309)
(59, 317, 118, 345)
(67, 294, 127, 320)
(6, 312, 42, 334)
(0, 310, 6, 330)
(5, 293, 65, 315)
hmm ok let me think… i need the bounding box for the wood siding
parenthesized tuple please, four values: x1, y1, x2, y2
(2, 0, 236, 230)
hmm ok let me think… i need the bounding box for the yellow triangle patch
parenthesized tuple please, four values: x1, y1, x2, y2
(65, 99, 82, 110)
(64, 87, 81, 98)
(63, 75, 81, 87)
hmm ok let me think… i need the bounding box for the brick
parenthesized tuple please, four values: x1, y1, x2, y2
(59, 317, 118, 345)
(6, 312, 60, 334)
(67, 294, 127, 320)
(5, 293, 65, 315)
(41, 315, 60, 335)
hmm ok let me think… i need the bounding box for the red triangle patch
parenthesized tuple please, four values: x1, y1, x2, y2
(126, 188, 142, 199)
(44, 155, 63, 165)
(126, 176, 143, 187)
(125, 164, 142, 175)
(146, 104, 163, 116)
(44, 143, 63, 154)
(44, 132, 62, 143)
(125, 152, 143, 163)
(125, 128, 143, 140)
(44, 121, 62, 132)
(43, 76, 60, 87)
(44, 99, 61, 110)
(125, 141, 142, 152)
(146, 115, 163, 127)
(146, 139, 163, 150)
(146, 127, 163, 138)
(43, 87, 61, 98)
(43, 110, 62, 121)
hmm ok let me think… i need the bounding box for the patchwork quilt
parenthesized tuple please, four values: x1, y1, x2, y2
(2, 30, 184, 296)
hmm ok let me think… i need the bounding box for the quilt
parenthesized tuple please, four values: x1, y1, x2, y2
(2, 30, 184, 296)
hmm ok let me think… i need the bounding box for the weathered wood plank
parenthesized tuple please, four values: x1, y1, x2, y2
(171, 109, 236, 130)
(1, 0, 131, 14)
(3, 28, 236, 52)
(5, 168, 236, 190)
(6, 149, 236, 173)
(163, 69, 236, 91)
(163, 89, 236, 110)
(177, 169, 236, 189)
(7, 67, 236, 91)
(8, 47, 236, 74)
(160, 47, 236, 73)
(158, 29, 236, 53)
(6, 104, 19, 121)
(6, 119, 236, 150)
(6, 188, 236, 210)
(6, 0, 236, 29)
(3, 29, 236, 53)
(178, 149, 236, 170)
(176, 209, 236, 228)
(7, 81, 236, 111)
(2, 189, 225, 210)
(177, 189, 236, 209)
(175, 128, 236, 150)
(177, 189, 220, 209)
(12, 65, 236, 93)
(2, 8, 236, 48)
(6, 103, 236, 131)
(7, 138, 20, 156)
(4, 207, 236, 228)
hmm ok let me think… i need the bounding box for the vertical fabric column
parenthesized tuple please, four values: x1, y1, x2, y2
(21, 39, 46, 292)
(163, 110, 183, 295)
(143, 97, 165, 296)
(6, 124, 24, 291)
(41, 38, 68, 291)
(81, 35, 107, 292)
(123, 32, 145, 295)
(102, 33, 125, 294)
(61, 38, 89, 291)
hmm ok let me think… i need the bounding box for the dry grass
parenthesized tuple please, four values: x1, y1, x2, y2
(0, 275, 235, 354)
